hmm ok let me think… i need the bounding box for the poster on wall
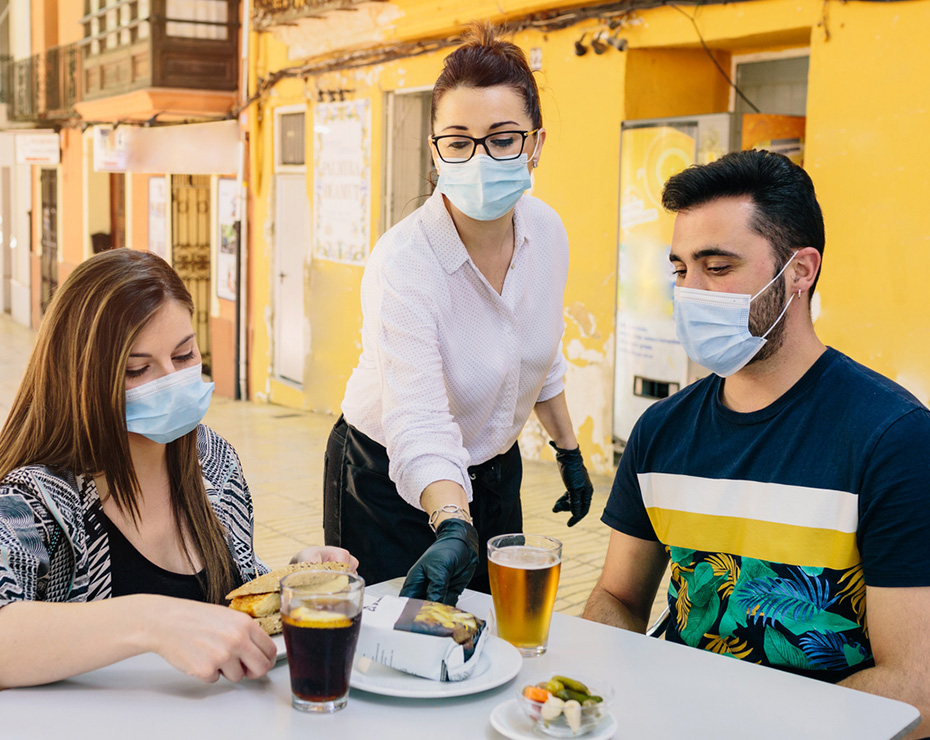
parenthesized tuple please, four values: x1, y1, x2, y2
(216, 177, 239, 302)
(147, 176, 167, 258)
(613, 124, 696, 443)
(93, 126, 129, 171)
(312, 99, 371, 264)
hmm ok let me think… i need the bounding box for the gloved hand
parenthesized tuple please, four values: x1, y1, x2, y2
(550, 441, 594, 527)
(399, 518, 479, 606)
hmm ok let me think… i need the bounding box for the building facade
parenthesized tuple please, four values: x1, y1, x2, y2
(246, 0, 930, 474)
(1, 0, 247, 397)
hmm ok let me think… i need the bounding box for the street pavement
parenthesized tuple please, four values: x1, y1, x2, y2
(0, 312, 668, 621)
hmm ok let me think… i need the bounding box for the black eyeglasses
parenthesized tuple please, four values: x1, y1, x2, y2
(430, 129, 540, 163)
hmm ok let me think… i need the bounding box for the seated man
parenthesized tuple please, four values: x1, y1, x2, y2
(584, 150, 930, 737)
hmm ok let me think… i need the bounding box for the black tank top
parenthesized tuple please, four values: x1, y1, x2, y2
(103, 514, 209, 602)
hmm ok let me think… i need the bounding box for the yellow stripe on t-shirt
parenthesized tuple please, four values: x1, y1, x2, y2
(638, 473, 859, 532)
(645, 507, 860, 570)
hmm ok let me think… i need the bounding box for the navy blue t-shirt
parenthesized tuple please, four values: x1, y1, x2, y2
(604, 348, 930, 681)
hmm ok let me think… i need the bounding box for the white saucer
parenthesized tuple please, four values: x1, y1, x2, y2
(272, 633, 286, 661)
(350, 635, 522, 698)
(490, 698, 618, 740)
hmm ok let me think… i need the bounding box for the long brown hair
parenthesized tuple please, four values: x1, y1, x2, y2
(0, 249, 235, 603)
(432, 21, 542, 131)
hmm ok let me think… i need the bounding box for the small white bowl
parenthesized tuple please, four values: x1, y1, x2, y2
(516, 674, 614, 737)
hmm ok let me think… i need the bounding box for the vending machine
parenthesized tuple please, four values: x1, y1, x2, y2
(612, 113, 730, 446)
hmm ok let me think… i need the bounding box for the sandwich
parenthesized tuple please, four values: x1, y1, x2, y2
(226, 561, 351, 635)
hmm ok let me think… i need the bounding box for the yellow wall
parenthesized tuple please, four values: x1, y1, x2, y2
(249, 0, 930, 473)
(803, 0, 930, 402)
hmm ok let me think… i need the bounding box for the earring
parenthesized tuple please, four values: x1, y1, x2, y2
(797, 289, 802, 299)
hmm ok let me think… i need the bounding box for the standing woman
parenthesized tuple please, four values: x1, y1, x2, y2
(0, 249, 354, 688)
(324, 23, 594, 605)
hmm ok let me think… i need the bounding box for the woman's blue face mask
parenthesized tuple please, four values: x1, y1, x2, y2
(125, 363, 214, 444)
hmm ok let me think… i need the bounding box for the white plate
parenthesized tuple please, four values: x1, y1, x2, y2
(272, 633, 287, 661)
(490, 699, 618, 740)
(349, 635, 522, 698)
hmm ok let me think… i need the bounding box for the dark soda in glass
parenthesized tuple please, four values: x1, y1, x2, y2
(283, 608, 362, 704)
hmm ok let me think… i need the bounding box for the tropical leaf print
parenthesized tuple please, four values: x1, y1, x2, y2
(764, 629, 811, 670)
(675, 578, 690, 632)
(838, 566, 867, 623)
(798, 631, 868, 671)
(707, 553, 740, 598)
(736, 568, 838, 626)
(668, 546, 695, 583)
(704, 633, 753, 660)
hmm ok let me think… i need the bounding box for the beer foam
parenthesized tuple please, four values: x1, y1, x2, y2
(489, 546, 560, 569)
(286, 607, 354, 629)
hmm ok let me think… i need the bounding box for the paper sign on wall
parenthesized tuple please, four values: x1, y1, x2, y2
(15, 132, 61, 165)
(313, 99, 371, 264)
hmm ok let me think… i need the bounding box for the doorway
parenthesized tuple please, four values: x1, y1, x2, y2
(171, 174, 212, 374)
(273, 107, 308, 385)
(384, 89, 434, 231)
(39, 168, 58, 316)
(731, 54, 809, 151)
(273, 173, 308, 384)
(1, 166, 11, 313)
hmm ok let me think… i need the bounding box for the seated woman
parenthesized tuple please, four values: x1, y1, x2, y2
(0, 249, 356, 688)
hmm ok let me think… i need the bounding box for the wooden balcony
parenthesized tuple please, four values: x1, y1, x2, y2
(8, 1, 239, 123)
(81, 0, 240, 102)
(252, 0, 384, 31)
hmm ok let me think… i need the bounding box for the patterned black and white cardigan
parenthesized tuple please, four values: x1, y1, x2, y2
(0, 425, 269, 606)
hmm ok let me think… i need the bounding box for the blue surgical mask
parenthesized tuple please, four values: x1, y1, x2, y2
(673, 254, 797, 377)
(125, 363, 214, 444)
(436, 153, 533, 221)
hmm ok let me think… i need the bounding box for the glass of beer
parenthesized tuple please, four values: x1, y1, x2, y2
(280, 569, 365, 713)
(487, 533, 562, 657)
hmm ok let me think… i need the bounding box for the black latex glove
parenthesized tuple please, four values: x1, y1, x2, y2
(550, 441, 594, 527)
(399, 518, 479, 606)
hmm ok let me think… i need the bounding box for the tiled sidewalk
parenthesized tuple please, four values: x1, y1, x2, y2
(0, 313, 668, 621)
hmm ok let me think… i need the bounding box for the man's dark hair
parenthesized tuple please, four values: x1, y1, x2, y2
(662, 150, 825, 293)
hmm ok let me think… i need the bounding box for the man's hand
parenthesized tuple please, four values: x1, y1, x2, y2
(550, 441, 594, 527)
(399, 519, 479, 606)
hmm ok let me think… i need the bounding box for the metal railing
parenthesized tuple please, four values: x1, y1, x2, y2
(252, 0, 384, 31)
(0, 54, 12, 105)
(7, 44, 82, 122)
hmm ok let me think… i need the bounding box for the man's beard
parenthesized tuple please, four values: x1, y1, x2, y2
(746, 271, 789, 366)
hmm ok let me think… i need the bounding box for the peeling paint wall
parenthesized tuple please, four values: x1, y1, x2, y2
(249, 0, 930, 476)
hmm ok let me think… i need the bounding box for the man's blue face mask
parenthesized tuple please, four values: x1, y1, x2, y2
(673, 253, 797, 378)
(125, 363, 214, 444)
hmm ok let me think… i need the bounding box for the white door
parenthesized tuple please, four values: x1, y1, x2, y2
(274, 174, 309, 384)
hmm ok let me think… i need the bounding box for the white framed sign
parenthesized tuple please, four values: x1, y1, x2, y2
(216, 177, 239, 301)
(147, 176, 167, 258)
(93, 126, 129, 172)
(15, 132, 61, 165)
(313, 99, 371, 264)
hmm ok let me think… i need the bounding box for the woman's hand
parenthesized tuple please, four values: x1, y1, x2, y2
(142, 595, 277, 683)
(290, 545, 359, 573)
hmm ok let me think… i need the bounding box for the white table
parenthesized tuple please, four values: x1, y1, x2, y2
(2, 581, 919, 740)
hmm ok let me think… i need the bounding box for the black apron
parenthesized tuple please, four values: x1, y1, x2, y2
(323, 415, 523, 594)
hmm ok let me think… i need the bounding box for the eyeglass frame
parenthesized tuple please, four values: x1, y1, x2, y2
(429, 128, 542, 163)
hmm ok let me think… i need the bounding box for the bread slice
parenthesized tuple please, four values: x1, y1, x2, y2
(230, 591, 281, 618)
(227, 561, 352, 636)
(226, 561, 350, 600)
(257, 613, 282, 636)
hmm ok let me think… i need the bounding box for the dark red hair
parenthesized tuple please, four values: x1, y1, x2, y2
(431, 22, 542, 130)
